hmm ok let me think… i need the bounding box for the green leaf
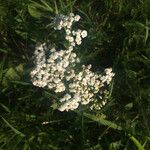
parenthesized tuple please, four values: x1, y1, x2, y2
(31, 0, 53, 12)
(0, 134, 16, 148)
(109, 140, 122, 150)
(125, 103, 133, 110)
(10, 81, 31, 86)
(0, 48, 9, 53)
(0, 56, 5, 83)
(2, 64, 24, 86)
(48, 144, 58, 150)
(0, 103, 10, 113)
(23, 141, 29, 150)
(3, 68, 19, 80)
(0, 6, 6, 17)
(1, 117, 25, 137)
(28, 4, 42, 18)
(129, 135, 145, 150)
(40, 0, 53, 12)
(83, 112, 122, 130)
(28, 0, 53, 18)
(16, 64, 24, 73)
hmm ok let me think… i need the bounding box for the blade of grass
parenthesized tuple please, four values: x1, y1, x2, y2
(10, 81, 31, 86)
(40, 0, 53, 12)
(30, 0, 53, 12)
(0, 48, 8, 53)
(1, 116, 25, 137)
(0, 134, 16, 148)
(83, 112, 122, 130)
(0, 103, 10, 113)
(54, 1, 58, 14)
(145, 19, 149, 44)
(129, 135, 145, 150)
(0, 55, 6, 85)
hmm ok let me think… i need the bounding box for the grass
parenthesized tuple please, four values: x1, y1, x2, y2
(0, 0, 150, 149)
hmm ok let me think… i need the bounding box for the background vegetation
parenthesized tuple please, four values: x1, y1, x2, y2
(0, 0, 150, 149)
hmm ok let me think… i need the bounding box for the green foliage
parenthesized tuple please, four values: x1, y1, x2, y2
(1, 117, 25, 137)
(28, 0, 53, 18)
(83, 112, 122, 131)
(129, 135, 145, 150)
(0, 0, 150, 149)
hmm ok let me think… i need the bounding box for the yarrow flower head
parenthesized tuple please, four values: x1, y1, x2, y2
(30, 13, 115, 112)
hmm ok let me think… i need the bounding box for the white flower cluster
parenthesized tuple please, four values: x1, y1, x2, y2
(30, 44, 79, 93)
(31, 13, 114, 112)
(53, 13, 80, 30)
(58, 66, 114, 111)
(53, 13, 87, 46)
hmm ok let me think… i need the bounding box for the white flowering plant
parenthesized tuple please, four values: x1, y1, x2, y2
(1, 0, 149, 149)
(30, 13, 115, 112)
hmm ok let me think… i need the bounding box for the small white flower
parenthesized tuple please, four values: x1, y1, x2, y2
(70, 17, 74, 23)
(76, 40, 82, 45)
(63, 61, 69, 68)
(67, 22, 72, 28)
(63, 22, 67, 27)
(73, 94, 81, 102)
(76, 58, 80, 63)
(75, 37, 82, 42)
(70, 101, 79, 110)
(72, 30, 76, 36)
(53, 78, 61, 84)
(81, 30, 87, 38)
(105, 68, 112, 74)
(57, 25, 62, 30)
(59, 50, 65, 56)
(59, 20, 63, 26)
(69, 13, 74, 17)
(74, 15, 80, 21)
(76, 29, 82, 35)
(64, 94, 71, 100)
(68, 36, 74, 42)
(66, 29, 71, 35)
(102, 100, 107, 106)
(71, 53, 76, 58)
(71, 42, 75, 46)
(60, 98, 66, 102)
(68, 46, 73, 51)
(58, 105, 66, 112)
(65, 35, 70, 40)
(55, 82, 65, 92)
